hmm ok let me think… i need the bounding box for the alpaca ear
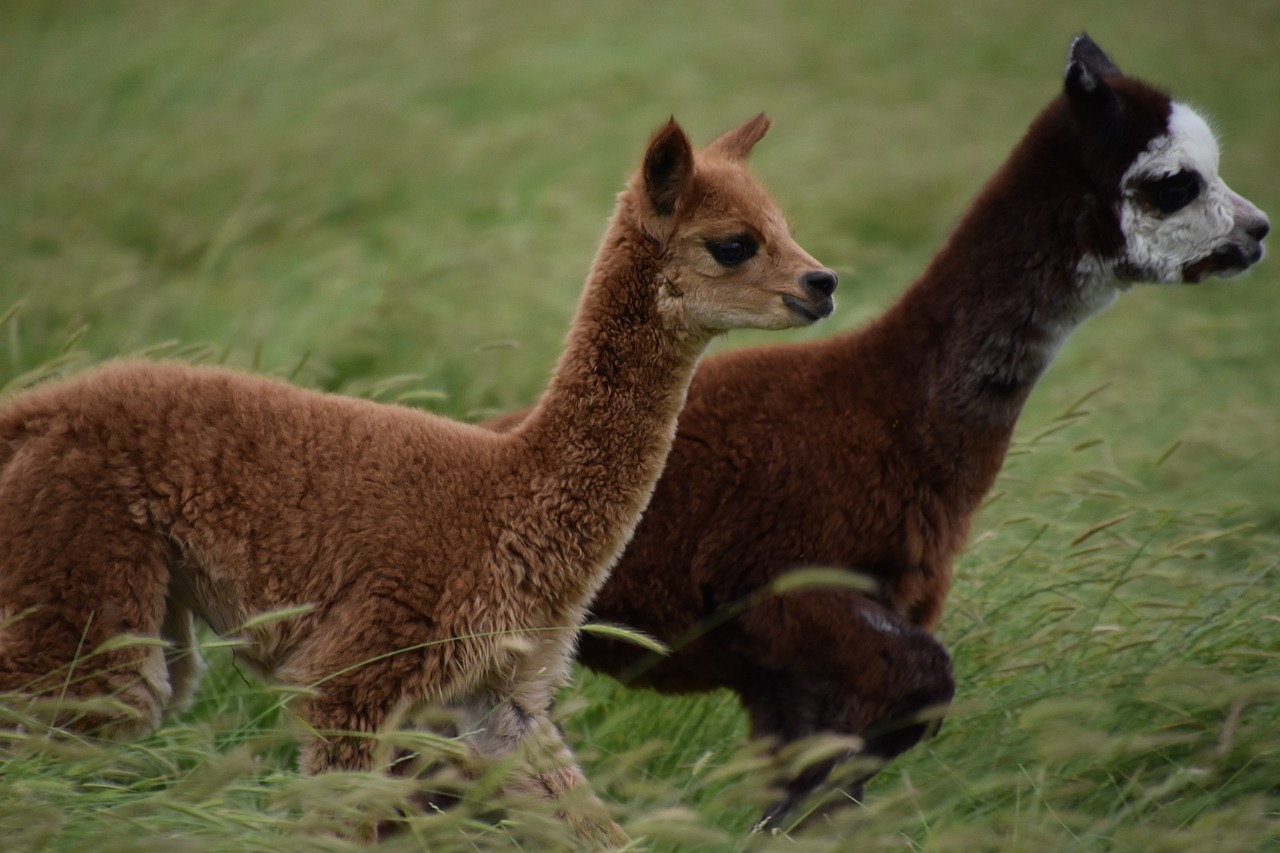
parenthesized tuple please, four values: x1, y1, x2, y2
(1059, 32, 1121, 122)
(1064, 33, 1123, 108)
(643, 118, 694, 217)
(707, 112, 771, 160)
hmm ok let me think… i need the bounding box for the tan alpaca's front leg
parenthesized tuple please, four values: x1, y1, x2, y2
(297, 693, 383, 776)
(280, 598, 465, 779)
(467, 692, 629, 849)
(510, 708, 630, 848)
(287, 643, 626, 846)
(498, 629, 627, 846)
(290, 659, 401, 777)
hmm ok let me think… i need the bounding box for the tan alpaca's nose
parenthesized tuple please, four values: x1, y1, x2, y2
(783, 269, 837, 323)
(802, 269, 838, 299)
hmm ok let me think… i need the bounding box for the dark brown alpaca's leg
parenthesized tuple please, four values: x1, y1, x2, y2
(744, 679, 865, 833)
(735, 590, 954, 832)
(0, 444, 174, 737)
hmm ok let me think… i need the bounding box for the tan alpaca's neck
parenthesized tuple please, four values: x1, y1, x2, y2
(506, 220, 709, 609)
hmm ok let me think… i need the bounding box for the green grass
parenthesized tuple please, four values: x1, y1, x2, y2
(2, 0, 1279, 849)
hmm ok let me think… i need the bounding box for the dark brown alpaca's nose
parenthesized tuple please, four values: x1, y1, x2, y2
(802, 269, 838, 299)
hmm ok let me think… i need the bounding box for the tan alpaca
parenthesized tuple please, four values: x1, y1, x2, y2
(0, 114, 837, 840)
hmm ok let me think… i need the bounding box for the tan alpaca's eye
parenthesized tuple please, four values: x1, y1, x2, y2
(705, 235, 758, 266)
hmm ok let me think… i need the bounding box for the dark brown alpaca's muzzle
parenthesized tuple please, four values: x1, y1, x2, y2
(1182, 194, 1269, 283)
(1184, 217, 1270, 283)
(1241, 212, 1271, 265)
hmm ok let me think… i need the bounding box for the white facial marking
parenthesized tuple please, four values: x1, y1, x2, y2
(1074, 254, 1125, 308)
(1118, 103, 1239, 283)
(1029, 254, 1118, 366)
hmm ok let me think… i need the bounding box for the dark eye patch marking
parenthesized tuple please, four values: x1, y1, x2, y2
(705, 233, 759, 267)
(1139, 169, 1202, 215)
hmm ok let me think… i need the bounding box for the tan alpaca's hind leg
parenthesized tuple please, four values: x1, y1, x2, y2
(160, 603, 206, 714)
(0, 438, 176, 737)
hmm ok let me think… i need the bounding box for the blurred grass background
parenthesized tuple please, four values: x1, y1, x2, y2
(1, 0, 1277, 850)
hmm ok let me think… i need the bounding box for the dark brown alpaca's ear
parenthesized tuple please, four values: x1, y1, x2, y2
(1064, 33, 1123, 115)
(643, 118, 694, 217)
(707, 112, 771, 160)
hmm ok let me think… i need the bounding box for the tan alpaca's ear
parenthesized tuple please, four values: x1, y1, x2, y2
(707, 112, 771, 160)
(643, 118, 694, 217)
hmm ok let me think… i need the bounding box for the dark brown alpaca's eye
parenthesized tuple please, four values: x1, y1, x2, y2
(706, 235, 758, 267)
(1145, 169, 1201, 214)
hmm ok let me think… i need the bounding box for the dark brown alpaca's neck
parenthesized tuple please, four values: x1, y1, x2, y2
(849, 108, 1117, 511)
(512, 223, 709, 606)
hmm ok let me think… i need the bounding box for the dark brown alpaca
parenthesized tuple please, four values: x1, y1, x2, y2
(0, 115, 837, 842)
(492, 36, 1270, 829)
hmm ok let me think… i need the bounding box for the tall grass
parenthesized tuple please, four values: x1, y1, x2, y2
(1, 1, 1278, 849)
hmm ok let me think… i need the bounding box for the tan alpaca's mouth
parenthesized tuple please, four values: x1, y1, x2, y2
(783, 294, 835, 324)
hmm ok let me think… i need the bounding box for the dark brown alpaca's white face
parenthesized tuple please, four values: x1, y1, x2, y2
(1119, 103, 1269, 284)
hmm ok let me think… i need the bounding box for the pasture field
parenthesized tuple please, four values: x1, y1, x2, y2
(1, 1, 1278, 849)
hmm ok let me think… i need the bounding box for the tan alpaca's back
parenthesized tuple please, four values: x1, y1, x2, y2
(0, 115, 835, 841)
(0, 362, 510, 710)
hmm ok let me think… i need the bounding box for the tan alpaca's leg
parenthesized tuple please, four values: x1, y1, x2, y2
(160, 603, 206, 715)
(0, 440, 175, 737)
(466, 685, 629, 848)
(284, 617, 625, 845)
(507, 709, 629, 848)
(295, 683, 388, 776)
(283, 625, 439, 776)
